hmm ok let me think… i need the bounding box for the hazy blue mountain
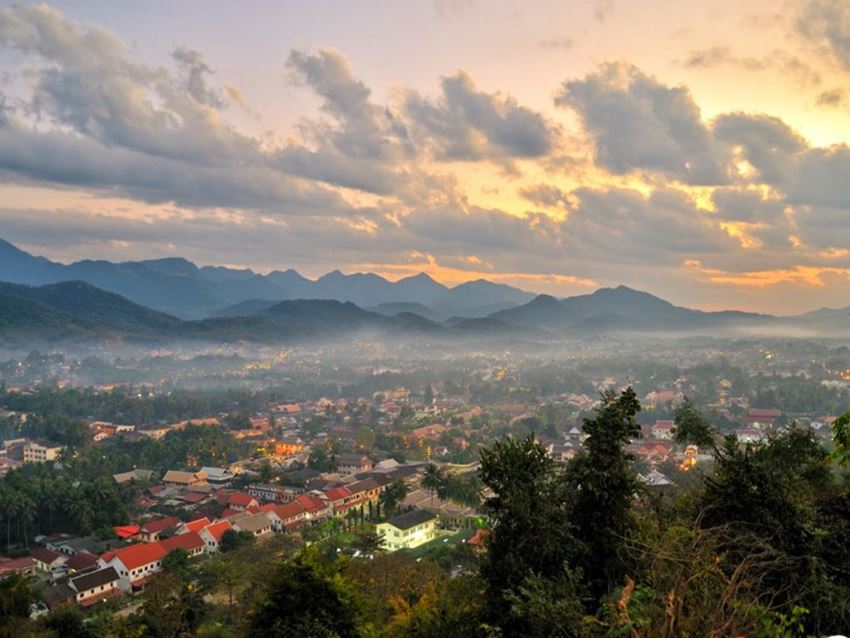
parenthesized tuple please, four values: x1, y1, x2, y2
(0, 239, 534, 319)
(213, 299, 279, 318)
(491, 286, 778, 335)
(366, 302, 446, 322)
(0, 281, 182, 336)
(0, 293, 96, 343)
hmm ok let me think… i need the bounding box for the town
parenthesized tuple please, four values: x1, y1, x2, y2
(1, 335, 849, 635)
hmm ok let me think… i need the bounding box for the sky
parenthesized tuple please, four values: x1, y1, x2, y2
(2, 0, 850, 314)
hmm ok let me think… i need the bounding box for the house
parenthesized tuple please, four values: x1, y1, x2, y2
(651, 420, 676, 440)
(336, 453, 373, 475)
(275, 436, 305, 456)
(176, 517, 211, 535)
(99, 542, 168, 590)
(248, 483, 294, 503)
(377, 510, 438, 551)
(294, 493, 331, 522)
(261, 501, 307, 532)
(23, 440, 63, 463)
(0, 556, 36, 577)
(69, 566, 121, 607)
(226, 492, 259, 512)
(200, 466, 235, 485)
(32, 547, 69, 573)
(199, 521, 232, 553)
(65, 551, 99, 573)
(113, 469, 154, 484)
(139, 516, 181, 543)
(743, 408, 781, 428)
(231, 513, 273, 537)
(45, 534, 108, 556)
(639, 469, 675, 487)
(643, 391, 683, 409)
(736, 428, 766, 444)
(160, 531, 205, 558)
(162, 470, 208, 488)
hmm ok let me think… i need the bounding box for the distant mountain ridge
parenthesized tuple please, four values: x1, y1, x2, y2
(0, 239, 534, 319)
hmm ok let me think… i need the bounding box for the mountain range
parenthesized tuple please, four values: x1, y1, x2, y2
(1, 239, 849, 345)
(0, 239, 533, 320)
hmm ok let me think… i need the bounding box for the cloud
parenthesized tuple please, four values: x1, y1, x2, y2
(556, 62, 730, 184)
(538, 37, 575, 51)
(0, 4, 255, 164)
(713, 113, 807, 184)
(404, 70, 557, 161)
(682, 46, 821, 85)
(275, 48, 414, 194)
(816, 88, 844, 107)
(519, 183, 571, 208)
(561, 187, 736, 265)
(797, 0, 850, 70)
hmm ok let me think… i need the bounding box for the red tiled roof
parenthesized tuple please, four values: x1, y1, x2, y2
(183, 517, 211, 533)
(323, 487, 350, 503)
(66, 551, 99, 571)
(141, 516, 181, 534)
(202, 521, 232, 542)
(181, 492, 208, 504)
(295, 494, 327, 513)
(114, 525, 141, 539)
(161, 531, 204, 553)
(102, 542, 167, 571)
(0, 557, 35, 574)
(32, 548, 66, 565)
(227, 493, 257, 507)
(271, 501, 305, 523)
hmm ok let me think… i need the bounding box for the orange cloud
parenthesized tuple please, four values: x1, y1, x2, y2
(685, 259, 850, 287)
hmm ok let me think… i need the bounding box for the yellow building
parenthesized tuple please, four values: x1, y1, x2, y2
(377, 510, 437, 551)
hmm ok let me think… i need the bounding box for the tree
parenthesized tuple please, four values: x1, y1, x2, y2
(219, 529, 255, 553)
(141, 570, 207, 638)
(421, 464, 446, 507)
(830, 409, 850, 468)
(378, 479, 409, 518)
(162, 548, 191, 578)
(673, 397, 716, 447)
(248, 550, 360, 637)
(0, 573, 35, 637)
(478, 434, 583, 636)
(563, 387, 642, 604)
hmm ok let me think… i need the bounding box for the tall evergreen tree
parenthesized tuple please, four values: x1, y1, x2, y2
(563, 387, 642, 603)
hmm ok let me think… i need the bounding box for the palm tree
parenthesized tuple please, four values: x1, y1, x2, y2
(66, 489, 94, 534)
(17, 494, 35, 548)
(378, 479, 409, 518)
(421, 463, 446, 507)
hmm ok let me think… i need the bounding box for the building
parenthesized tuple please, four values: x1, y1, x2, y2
(23, 441, 63, 463)
(248, 483, 296, 503)
(162, 470, 208, 488)
(32, 547, 69, 573)
(199, 521, 232, 553)
(112, 469, 154, 484)
(200, 466, 235, 485)
(377, 510, 438, 551)
(336, 453, 373, 475)
(139, 516, 181, 543)
(69, 567, 121, 607)
(230, 512, 273, 538)
(651, 420, 676, 440)
(0, 557, 36, 577)
(99, 542, 168, 590)
(160, 531, 206, 558)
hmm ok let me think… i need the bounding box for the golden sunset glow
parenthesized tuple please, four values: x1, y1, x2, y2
(3, 0, 850, 313)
